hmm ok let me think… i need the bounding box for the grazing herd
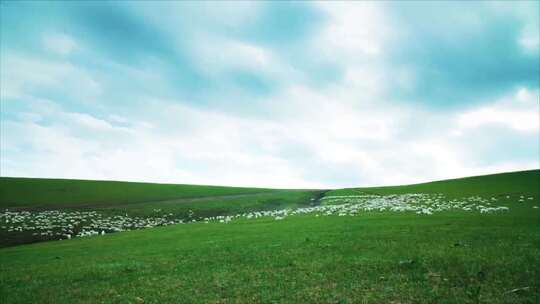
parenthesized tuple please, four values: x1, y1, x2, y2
(1, 210, 186, 240)
(1, 193, 536, 242)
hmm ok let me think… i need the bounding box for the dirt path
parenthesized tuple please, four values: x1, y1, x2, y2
(310, 190, 330, 206)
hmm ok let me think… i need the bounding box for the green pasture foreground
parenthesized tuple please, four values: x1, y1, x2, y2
(1, 209, 539, 303)
(0, 169, 539, 303)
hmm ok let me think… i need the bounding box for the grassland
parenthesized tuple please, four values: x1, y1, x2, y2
(327, 170, 540, 198)
(0, 180, 324, 247)
(1, 170, 539, 303)
(0, 177, 280, 209)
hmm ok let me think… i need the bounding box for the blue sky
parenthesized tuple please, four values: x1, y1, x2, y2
(1, 1, 538, 188)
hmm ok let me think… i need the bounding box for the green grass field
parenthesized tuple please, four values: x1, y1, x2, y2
(0, 177, 280, 209)
(0, 179, 324, 247)
(327, 170, 540, 198)
(1, 170, 539, 303)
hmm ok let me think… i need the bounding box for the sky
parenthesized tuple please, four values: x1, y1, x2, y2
(0, 1, 539, 189)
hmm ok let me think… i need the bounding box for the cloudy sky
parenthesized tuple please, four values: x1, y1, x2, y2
(1, 1, 538, 188)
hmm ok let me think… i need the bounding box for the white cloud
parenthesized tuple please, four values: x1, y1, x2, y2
(519, 23, 540, 52)
(189, 36, 303, 91)
(193, 38, 272, 73)
(0, 53, 101, 100)
(66, 113, 114, 131)
(486, 1, 539, 53)
(315, 2, 392, 57)
(2, 82, 538, 188)
(0, 54, 72, 99)
(42, 32, 77, 55)
(456, 88, 539, 133)
(1, 2, 538, 189)
(196, 1, 261, 29)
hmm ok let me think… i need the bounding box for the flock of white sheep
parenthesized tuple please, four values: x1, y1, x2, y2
(1, 193, 536, 241)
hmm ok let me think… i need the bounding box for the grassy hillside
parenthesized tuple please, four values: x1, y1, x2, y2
(0, 177, 325, 247)
(0, 178, 323, 247)
(1, 210, 538, 303)
(327, 169, 540, 198)
(0, 177, 278, 209)
(1, 170, 539, 303)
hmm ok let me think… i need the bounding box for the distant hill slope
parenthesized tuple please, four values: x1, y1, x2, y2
(327, 169, 540, 198)
(0, 177, 276, 208)
(2, 169, 538, 209)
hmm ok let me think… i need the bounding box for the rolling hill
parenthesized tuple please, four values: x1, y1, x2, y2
(0, 177, 277, 209)
(0, 170, 539, 303)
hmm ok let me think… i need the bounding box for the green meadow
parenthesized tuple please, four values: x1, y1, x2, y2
(1, 170, 539, 303)
(0, 177, 279, 209)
